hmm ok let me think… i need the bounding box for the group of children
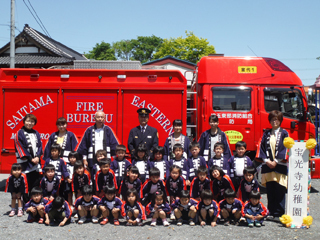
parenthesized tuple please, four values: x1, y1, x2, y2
(5, 136, 269, 228)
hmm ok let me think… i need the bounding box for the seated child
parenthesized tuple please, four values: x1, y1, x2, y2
(242, 190, 268, 227)
(219, 188, 243, 226)
(40, 164, 60, 201)
(132, 143, 151, 184)
(43, 143, 69, 180)
(197, 189, 219, 227)
(74, 185, 100, 224)
(119, 166, 141, 201)
(238, 167, 259, 203)
(110, 145, 131, 188)
(95, 158, 117, 198)
(72, 160, 91, 198)
(5, 163, 28, 217)
(167, 143, 189, 185)
(24, 186, 48, 223)
(141, 167, 167, 206)
(166, 165, 186, 204)
(207, 142, 228, 175)
(64, 151, 79, 208)
(98, 184, 123, 225)
(190, 166, 211, 201)
(45, 196, 72, 226)
(227, 141, 254, 191)
(149, 146, 169, 180)
(188, 142, 207, 182)
(91, 149, 107, 183)
(121, 188, 146, 226)
(210, 165, 235, 202)
(171, 190, 198, 226)
(146, 191, 171, 226)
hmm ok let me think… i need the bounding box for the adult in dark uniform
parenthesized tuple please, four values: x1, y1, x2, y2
(77, 111, 119, 169)
(128, 108, 158, 159)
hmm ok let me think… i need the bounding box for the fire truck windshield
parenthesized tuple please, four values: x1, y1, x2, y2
(264, 88, 304, 120)
(211, 87, 251, 111)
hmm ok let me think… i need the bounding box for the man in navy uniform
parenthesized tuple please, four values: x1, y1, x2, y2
(128, 108, 158, 159)
(77, 111, 119, 169)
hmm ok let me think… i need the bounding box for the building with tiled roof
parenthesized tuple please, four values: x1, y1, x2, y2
(142, 55, 196, 86)
(0, 24, 87, 68)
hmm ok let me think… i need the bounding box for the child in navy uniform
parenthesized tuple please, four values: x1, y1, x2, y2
(188, 142, 207, 182)
(119, 166, 141, 201)
(219, 188, 243, 226)
(132, 143, 151, 184)
(43, 143, 69, 181)
(207, 142, 228, 175)
(146, 191, 171, 226)
(164, 119, 191, 161)
(121, 188, 146, 226)
(45, 196, 71, 226)
(110, 145, 131, 188)
(242, 191, 268, 227)
(150, 146, 168, 180)
(210, 165, 235, 202)
(167, 143, 189, 185)
(91, 149, 107, 184)
(190, 166, 211, 201)
(72, 160, 91, 198)
(98, 185, 123, 225)
(227, 141, 254, 191)
(64, 151, 79, 209)
(198, 114, 232, 162)
(197, 189, 219, 227)
(24, 187, 48, 223)
(5, 163, 28, 217)
(172, 190, 198, 226)
(95, 158, 117, 198)
(238, 167, 259, 203)
(141, 167, 167, 206)
(40, 164, 60, 201)
(74, 185, 100, 224)
(166, 165, 186, 205)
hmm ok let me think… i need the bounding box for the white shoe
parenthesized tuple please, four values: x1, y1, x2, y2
(74, 213, 78, 219)
(78, 217, 86, 224)
(92, 216, 99, 223)
(170, 213, 175, 220)
(150, 221, 157, 226)
(163, 220, 170, 226)
(189, 220, 195, 226)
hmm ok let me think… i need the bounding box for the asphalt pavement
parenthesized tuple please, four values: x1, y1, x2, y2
(0, 175, 319, 240)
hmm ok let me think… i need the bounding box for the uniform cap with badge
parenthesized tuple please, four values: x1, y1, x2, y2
(137, 108, 151, 117)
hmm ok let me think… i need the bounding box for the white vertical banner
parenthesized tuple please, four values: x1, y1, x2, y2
(286, 142, 309, 226)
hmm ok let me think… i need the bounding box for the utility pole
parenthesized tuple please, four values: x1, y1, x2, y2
(10, 0, 15, 68)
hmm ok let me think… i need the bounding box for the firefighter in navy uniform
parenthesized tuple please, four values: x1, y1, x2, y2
(128, 108, 159, 160)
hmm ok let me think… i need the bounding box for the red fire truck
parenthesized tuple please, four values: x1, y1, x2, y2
(0, 69, 187, 173)
(0, 55, 318, 177)
(190, 55, 317, 177)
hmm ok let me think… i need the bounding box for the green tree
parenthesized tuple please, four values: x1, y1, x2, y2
(131, 35, 163, 63)
(112, 40, 134, 61)
(153, 31, 215, 63)
(84, 41, 116, 60)
(112, 35, 163, 63)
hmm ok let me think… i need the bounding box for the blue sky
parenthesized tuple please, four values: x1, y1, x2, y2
(0, 0, 319, 86)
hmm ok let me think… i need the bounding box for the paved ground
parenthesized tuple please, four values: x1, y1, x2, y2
(0, 176, 319, 240)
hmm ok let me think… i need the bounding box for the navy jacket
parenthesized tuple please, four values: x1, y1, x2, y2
(128, 125, 158, 158)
